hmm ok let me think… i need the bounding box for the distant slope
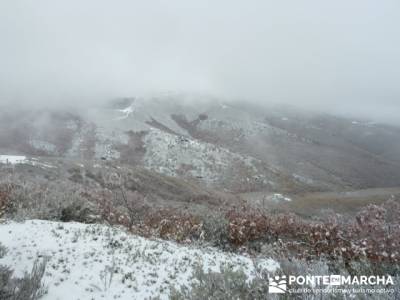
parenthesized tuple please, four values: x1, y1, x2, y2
(1, 96, 400, 194)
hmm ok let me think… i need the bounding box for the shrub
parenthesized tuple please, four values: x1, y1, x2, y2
(172, 259, 399, 300)
(199, 214, 230, 249)
(170, 265, 270, 300)
(0, 174, 99, 223)
(225, 199, 400, 264)
(0, 186, 12, 217)
(60, 200, 99, 223)
(0, 246, 48, 300)
(143, 209, 202, 242)
(0, 243, 7, 258)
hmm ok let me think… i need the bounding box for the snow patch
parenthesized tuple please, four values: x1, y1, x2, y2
(270, 193, 292, 202)
(0, 155, 55, 169)
(220, 103, 229, 109)
(116, 105, 135, 120)
(0, 155, 27, 164)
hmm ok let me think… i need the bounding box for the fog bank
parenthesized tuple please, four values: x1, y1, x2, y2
(0, 1, 399, 123)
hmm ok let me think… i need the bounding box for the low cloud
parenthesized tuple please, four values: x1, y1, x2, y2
(0, 1, 399, 123)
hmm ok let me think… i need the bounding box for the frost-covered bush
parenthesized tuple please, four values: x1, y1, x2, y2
(170, 265, 270, 300)
(0, 243, 48, 300)
(0, 174, 98, 222)
(198, 213, 230, 249)
(225, 200, 400, 264)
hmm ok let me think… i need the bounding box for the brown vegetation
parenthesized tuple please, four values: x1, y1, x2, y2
(226, 200, 400, 264)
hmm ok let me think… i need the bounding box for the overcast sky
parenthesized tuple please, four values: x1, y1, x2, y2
(0, 1, 399, 123)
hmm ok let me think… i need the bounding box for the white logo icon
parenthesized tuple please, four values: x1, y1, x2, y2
(269, 275, 287, 293)
(330, 275, 341, 286)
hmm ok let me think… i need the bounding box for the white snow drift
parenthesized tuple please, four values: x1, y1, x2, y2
(0, 155, 54, 169)
(0, 155, 27, 164)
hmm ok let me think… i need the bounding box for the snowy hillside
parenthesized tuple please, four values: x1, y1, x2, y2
(143, 128, 274, 191)
(0, 220, 279, 300)
(2, 96, 400, 192)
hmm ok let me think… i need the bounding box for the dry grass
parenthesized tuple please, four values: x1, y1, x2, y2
(279, 188, 400, 217)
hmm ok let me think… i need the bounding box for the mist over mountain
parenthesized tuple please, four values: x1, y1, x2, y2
(0, 0, 399, 124)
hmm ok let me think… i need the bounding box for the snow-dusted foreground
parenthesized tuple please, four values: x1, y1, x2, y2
(0, 220, 279, 300)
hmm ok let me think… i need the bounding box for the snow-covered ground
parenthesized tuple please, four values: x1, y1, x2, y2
(0, 155, 27, 164)
(0, 220, 279, 300)
(0, 155, 55, 169)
